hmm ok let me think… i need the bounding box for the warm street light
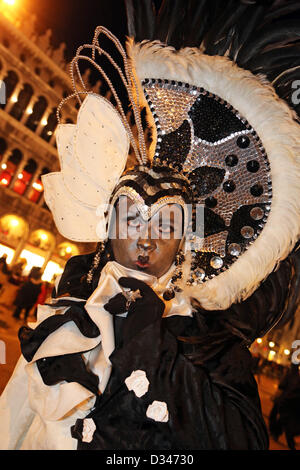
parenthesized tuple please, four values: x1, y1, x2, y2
(269, 341, 275, 348)
(3, 0, 16, 5)
(32, 182, 43, 191)
(284, 349, 290, 356)
(256, 338, 262, 344)
(10, 218, 19, 227)
(268, 350, 276, 361)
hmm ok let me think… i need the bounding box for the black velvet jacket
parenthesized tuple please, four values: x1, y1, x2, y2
(18, 245, 300, 450)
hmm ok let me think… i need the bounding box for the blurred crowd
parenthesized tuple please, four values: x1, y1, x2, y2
(252, 352, 300, 450)
(0, 254, 54, 322)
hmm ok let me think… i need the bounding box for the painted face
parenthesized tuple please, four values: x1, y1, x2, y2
(109, 196, 184, 277)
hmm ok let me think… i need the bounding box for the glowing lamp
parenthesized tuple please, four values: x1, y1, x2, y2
(1, 163, 7, 170)
(32, 182, 43, 192)
(268, 350, 276, 361)
(269, 341, 275, 348)
(256, 338, 262, 344)
(10, 218, 19, 227)
(284, 349, 290, 356)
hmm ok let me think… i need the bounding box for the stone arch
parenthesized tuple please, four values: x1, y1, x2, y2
(41, 107, 57, 142)
(25, 95, 48, 132)
(10, 83, 34, 121)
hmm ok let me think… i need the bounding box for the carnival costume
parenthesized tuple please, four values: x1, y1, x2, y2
(1, 0, 300, 450)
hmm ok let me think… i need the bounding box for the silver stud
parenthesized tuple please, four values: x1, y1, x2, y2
(210, 256, 224, 269)
(193, 268, 205, 281)
(228, 243, 241, 257)
(241, 226, 255, 239)
(250, 207, 264, 220)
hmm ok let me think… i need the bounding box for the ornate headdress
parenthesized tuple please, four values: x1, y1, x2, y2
(42, 0, 300, 311)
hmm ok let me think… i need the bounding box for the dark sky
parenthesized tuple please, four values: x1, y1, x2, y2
(23, 0, 128, 59)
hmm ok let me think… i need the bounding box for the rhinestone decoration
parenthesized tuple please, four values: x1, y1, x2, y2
(143, 82, 198, 133)
(196, 231, 228, 257)
(158, 120, 191, 170)
(236, 135, 250, 148)
(241, 226, 255, 239)
(225, 154, 239, 167)
(250, 207, 264, 220)
(193, 268, 205, 281)
(142, 79, 272, 282)
(205, 196, 218, 208)
(228, 243, 241, 257)
(247, 160, 260, 173)
(188, 94, 247, 142)
(250, 184, 264, 197)
(190, 166, 225, 197)
(210, 256, 224, 269)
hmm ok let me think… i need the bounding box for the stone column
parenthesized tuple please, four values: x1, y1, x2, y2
(36, 107, 52, 136)
(4, 82, 23, 114)
(0, 148, 12, 167)
(8, 157, 28, 189)
(23, 164, 43, 198)
(20, 95, 37, 125)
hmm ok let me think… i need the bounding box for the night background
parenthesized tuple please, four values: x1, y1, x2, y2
(0, 0, 299, 451)
(22, 0, 128, 58)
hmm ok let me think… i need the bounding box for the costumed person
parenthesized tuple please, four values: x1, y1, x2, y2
(0, 253, 9, 295)
(1, 0, 300, 450)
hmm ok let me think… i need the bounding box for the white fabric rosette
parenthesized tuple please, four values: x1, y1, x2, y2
(146, 400, 169, 423)
(125, 370, 150, 398)
(82, 418, 97, 443)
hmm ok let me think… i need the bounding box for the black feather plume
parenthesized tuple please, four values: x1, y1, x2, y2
(124, 0, 300, 117)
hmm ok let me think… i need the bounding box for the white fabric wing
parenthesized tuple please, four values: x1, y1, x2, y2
(42, 94, 129, 242)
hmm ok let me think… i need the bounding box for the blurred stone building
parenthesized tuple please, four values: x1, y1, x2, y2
(0, 5, 106, 282)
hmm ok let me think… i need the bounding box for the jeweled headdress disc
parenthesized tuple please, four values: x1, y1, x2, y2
(143, 79, 272, 281)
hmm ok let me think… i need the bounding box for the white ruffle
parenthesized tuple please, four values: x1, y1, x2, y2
(0, 261, 193, 448)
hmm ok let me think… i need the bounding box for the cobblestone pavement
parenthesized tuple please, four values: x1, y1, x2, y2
(0, 302, 299, 450)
